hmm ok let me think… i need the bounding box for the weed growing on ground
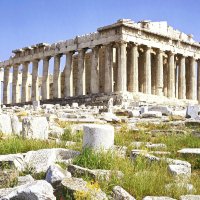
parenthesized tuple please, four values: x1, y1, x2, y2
(0, 137, 65, 155)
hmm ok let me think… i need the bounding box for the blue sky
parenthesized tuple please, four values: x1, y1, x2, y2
(0, 0, 200, 61)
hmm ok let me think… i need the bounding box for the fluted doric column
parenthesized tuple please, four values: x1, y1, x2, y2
(143, 46, 151, 94)
(90, 46, 100, 94)
(64, 52, 73, 97)
(116, 41, 127, 92)
(53, 54, 62, 98)
(21, 62, 29, 103)
(104, 44, 113, 93)
(12, 64, 20, 104)
(178, 55, 186, 99)
(76, 49, 86, 96)
(188, 57, 196, 100)
(3, 66, 10, 104)
(128, 43, 138, 92)
(42, 57, 50, 100)
(167, 52, 175, 98)
(197, 60, 200, 102)
(155, 49, 163, 96)
(32, 60, 39, 101)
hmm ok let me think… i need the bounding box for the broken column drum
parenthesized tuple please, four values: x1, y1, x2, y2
(0, 19, 200, 105)
(83, 124, 114, 150)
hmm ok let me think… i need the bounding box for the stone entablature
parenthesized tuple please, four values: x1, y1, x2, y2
(0, 19, 200, 105)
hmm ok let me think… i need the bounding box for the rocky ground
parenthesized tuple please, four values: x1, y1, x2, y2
(0, 100, 199, 200)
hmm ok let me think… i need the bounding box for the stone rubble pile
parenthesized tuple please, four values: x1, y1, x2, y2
(0, 101, 199, 199)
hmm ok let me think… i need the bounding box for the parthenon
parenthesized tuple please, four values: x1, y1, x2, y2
(1, 19, 200, 105)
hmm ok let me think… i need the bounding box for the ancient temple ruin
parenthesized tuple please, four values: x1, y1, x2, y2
(0, 19, 200, 105)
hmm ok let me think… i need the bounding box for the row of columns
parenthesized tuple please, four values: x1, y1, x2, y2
(2, 41, 200, 104)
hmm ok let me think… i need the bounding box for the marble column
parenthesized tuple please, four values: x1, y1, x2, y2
(91, 46, 100, 94)
(155, 49, 163, 96)
(197, 60, 200, 102)
(64, 52, 73, 97)
(32, 60, 39, 101)
(175, 60, 178, 98)
(12, 64, 20, 104)
(53, 54, 62, 98)
(178, 55, 186, 99)
(163, 59, 168, 97)
(188, 57, 196, 100)
(143, 46, 151, 94)
(167, 52, 175, 98)
(21, 62, 29, 102)
(42, 57, 50, 100)
(3, 66, 10, 104)
(104, 44, 113, 93)
(76, 49, 86, 96)
(116, 41, 127, 92)
(128, 43, 138, 92)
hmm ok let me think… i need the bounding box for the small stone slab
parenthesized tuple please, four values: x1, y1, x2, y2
(180, 195, 200, 200)
(143, 196, 176, 200)
(113, 186, 135, 200)
(178, 148, 200, 155)
(168, 164, 191, 177)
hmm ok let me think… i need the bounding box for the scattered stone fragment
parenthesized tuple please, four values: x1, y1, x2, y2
(148, 106, 172, 116)
(168, 164, 191, 177)
(68, 164, 123, 181)
(131, 141, 151, 148)
(17, 175, 34, 186)
(11, 115, 21, 135)
(112, 186, 136, 200)
(0, 180, 56, 200)
(101, 112, 120, 122)
(143, 197, 176, 200)
(61, 177, 108, 200)
(24, 148, 80, 173)
(178, 148, 200, 155)
(49, 125, 64, 138)
(0, 114, 12, 135)
(128, 109, 140, 117)
(22, 116, 49, 140)
(45, 164, 71, 187)
(165, 182, 194, 193)
(130, 149, 160, 162)
(145, 143, 167, 149)
(83, 124, 114, 150)
(0, 153, 25, 171)
(180, 195, 200, 200)
(186, 105, 200, 119)
(141, 111, 162, 118)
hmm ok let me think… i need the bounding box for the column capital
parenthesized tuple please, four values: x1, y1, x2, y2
(22, 61, 30, 65)
(115, 40, 127, 47)
(178, 54, 186, 58)
(143, 45, 151, 51)
(13, 63, 20, 67)
(43, 56, 51, 61)
(156, 48, 164, 54)
(127, 42, 138, 48)
(91, 45, 100, 51)
(104, 42, 114, 48)
(65, 51, 75, 56)
(4, 65, 11, 69)
(188, 56, 196, 61)
(54, 53, 62, 58)
(32, 59, 40, 64)
(167, 51, 175, 56)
